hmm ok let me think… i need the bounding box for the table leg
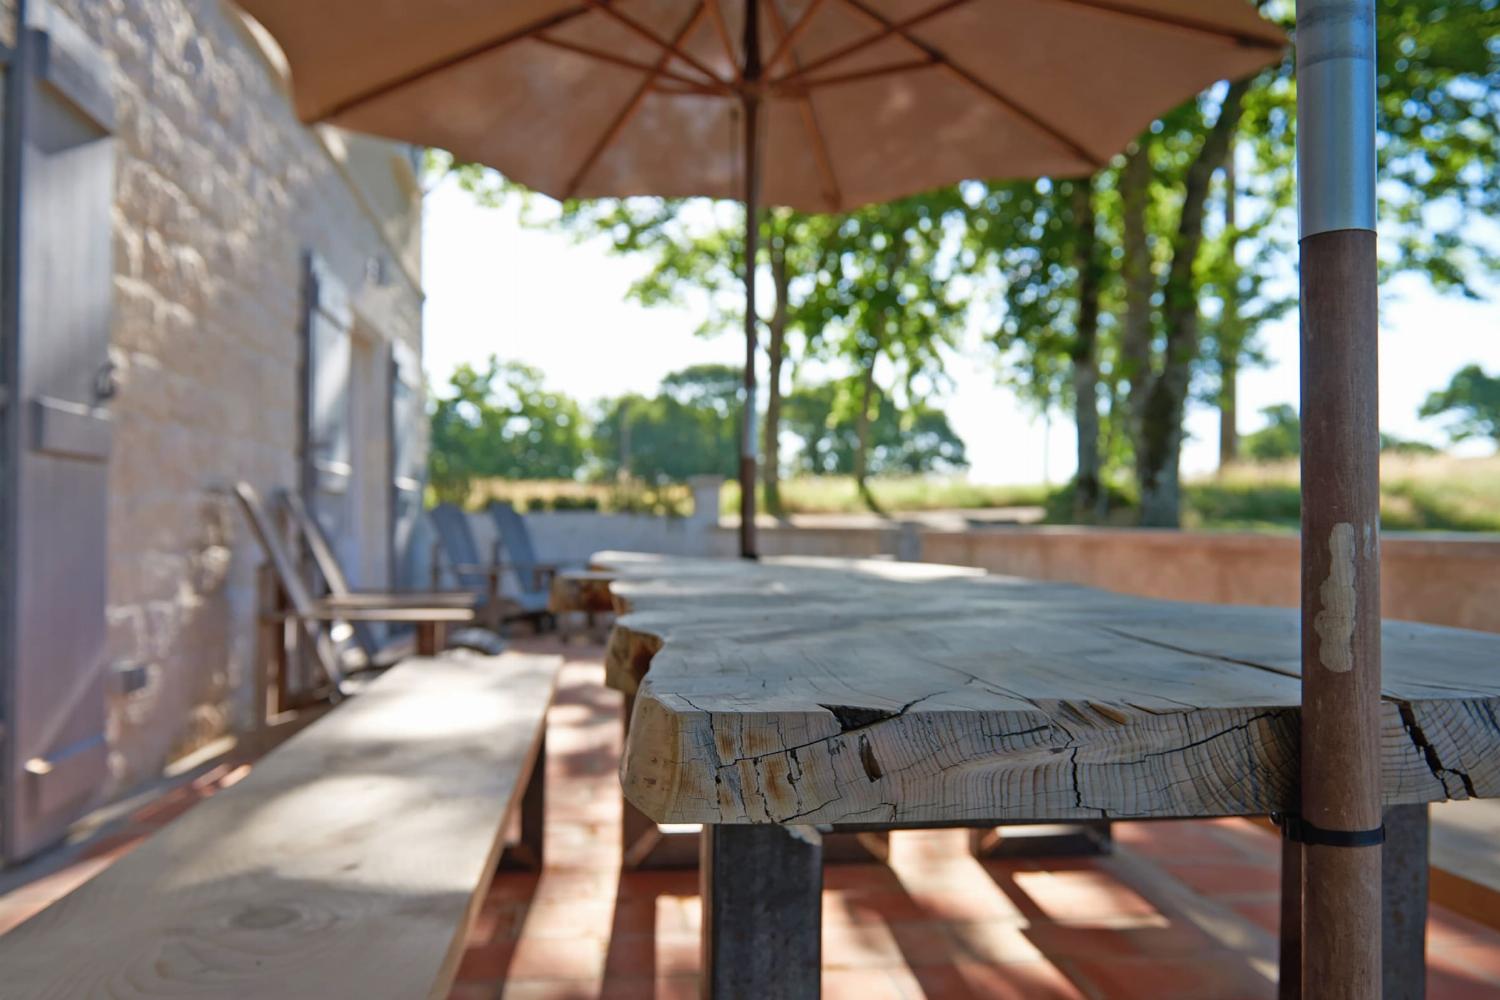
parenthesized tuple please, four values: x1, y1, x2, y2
(701, 824, 822, 1000)
(1383, 803, 1429, 1000)
(1279, 832, 1303, 1000)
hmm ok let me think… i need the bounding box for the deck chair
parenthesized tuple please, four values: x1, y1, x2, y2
(277, 490, 493, 664)
(487, 501, 574, 627)
(234, 483, 476, 699)
(429, 502, 507, 601)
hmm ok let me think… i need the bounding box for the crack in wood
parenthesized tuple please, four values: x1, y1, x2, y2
(1393, 698, 1476, 799)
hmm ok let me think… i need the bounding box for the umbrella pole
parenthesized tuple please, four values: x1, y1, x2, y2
(738, 0, 762, 560)
(1295, 1, 1382, 996)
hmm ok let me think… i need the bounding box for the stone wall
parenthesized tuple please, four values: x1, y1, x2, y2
(50, 0, 424, 793)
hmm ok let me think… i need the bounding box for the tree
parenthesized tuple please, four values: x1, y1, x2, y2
(961, 176, 1113, 520)
(1420, 365, 1500, 448)
(1242, 403, 1301, 461)
(592, 365, 742, 484)
(428, 358, 587, 504)
(542, 198, 836, 518)
(781, 381, 967, 477)
(799, 195, 966, 510)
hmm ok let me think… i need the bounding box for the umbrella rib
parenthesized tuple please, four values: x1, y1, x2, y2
(770, 0, 972, 86)
(764, 0, 843, 210)
(1038, 0, 1284, 49)
(706, 0, 743, 82)
(564, 3, 711, 199)
(762, 0, 830, 79)
(315, 3, 595, 122)
(583, 0, 731, 87)
(776, 56, 938, 93)
(532, 34, 731, 92)
(832, 0, 1104, 168)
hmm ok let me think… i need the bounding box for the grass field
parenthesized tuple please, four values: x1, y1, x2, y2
(1183, 453, 1500, 532)
(459, 453, 1500, 532)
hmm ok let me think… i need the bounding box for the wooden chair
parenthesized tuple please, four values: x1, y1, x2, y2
(278, 489, 488, 663)
(0, 650, 562, 998)
(233, 483, 475, 698)
(487, 501, 578, 628)
(429, 502, 508, 606)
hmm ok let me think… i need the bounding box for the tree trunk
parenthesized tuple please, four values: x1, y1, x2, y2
(1219, 356, 1239, 470)
(1136, 78, 1253, 527)
(1070, 180, 1102, 522)
(853, 354, 880, 513)
(763, 235, 789, 519)
(1119, 142, 1155, 436)
(1218, 150, 1241, 471)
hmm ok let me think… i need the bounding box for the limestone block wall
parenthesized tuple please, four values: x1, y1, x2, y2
(49, 0, 424, 794)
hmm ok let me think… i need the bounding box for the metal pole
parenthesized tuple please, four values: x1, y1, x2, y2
(1296, 1, 1382, 997)
(739, 0, 762, 560)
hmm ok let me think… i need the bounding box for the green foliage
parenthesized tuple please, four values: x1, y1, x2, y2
(1420, 365, 1500, 446)
(781, 381, 967, 477)
(1242, 403, 1302, 461)
(428, 358, 586, 505)
(592, 365, 741, 485)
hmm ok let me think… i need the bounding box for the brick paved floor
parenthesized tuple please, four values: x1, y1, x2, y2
(2, 637, 1498, 999)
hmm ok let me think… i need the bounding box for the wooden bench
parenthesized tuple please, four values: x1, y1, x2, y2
(0, 650, 561, 998)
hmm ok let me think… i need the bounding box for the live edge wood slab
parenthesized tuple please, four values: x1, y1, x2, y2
(594, 551, 1500, 828)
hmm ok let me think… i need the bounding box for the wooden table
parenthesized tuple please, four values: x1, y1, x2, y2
(594, 551, 1500, 998)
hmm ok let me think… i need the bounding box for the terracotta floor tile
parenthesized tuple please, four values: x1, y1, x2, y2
(914, 959, 1089, 1000)
(1023, 919, 1219, 959)
(507, 935, 608, 981)
(499, 980, 601, 1000)
(1161, 862, 1280, 900)
(1066, 955, 1274, 1000)
(1427, 967, 1500, 1000)
(824, 921, 906, 968)
(1009, 869, 1166, 924)
(945, 920, 1047, 965)
(822, 967, 912, 1000)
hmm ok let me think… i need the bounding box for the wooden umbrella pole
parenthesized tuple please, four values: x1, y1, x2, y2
(1295, 1, 1382, 996)
(738, 0, 762, 560)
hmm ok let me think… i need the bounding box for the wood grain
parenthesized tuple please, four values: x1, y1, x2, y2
(590, 553, 1500, 826)
(0, 652, 561, 999)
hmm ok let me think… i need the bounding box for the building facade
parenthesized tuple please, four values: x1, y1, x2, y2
(0, 0, 426, 860)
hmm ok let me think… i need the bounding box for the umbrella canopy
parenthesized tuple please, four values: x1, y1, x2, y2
(245, 0, 1282, 213)
(240, 0, 1283, 557)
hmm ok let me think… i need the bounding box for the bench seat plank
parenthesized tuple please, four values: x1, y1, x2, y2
(0, 651, 560, 999)
(589, 552, 1500, 827)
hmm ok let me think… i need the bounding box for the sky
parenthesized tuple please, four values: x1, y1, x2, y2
(422, 177, 1497, 485)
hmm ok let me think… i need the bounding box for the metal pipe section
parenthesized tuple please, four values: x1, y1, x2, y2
(739, 0, 762, 560)
(1296, 0, 1376, 236)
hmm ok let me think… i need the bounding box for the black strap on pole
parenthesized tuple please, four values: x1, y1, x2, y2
(1272, 812, 1386, 848)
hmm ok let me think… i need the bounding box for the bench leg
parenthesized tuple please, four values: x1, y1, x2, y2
(1383, 803, 1429, 1000)
(415, 621, 448, 656)
(500, 731, 546, 871)
(702, 824, 822, 1000)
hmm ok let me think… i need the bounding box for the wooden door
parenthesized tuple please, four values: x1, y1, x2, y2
(0, 5, 116, 862)
(389, 340, 424, 588)
(299, 253, 354, 575)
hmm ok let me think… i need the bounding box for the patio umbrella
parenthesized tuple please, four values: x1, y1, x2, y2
(238, 0, 1283, 558)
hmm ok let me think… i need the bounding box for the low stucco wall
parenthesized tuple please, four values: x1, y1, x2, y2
(921, 528, 1500, 635)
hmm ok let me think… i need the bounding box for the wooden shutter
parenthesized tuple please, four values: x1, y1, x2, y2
(0, 4, 116, 862)
(388, 340, 424, 588)
(299, 253, 354, 572)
